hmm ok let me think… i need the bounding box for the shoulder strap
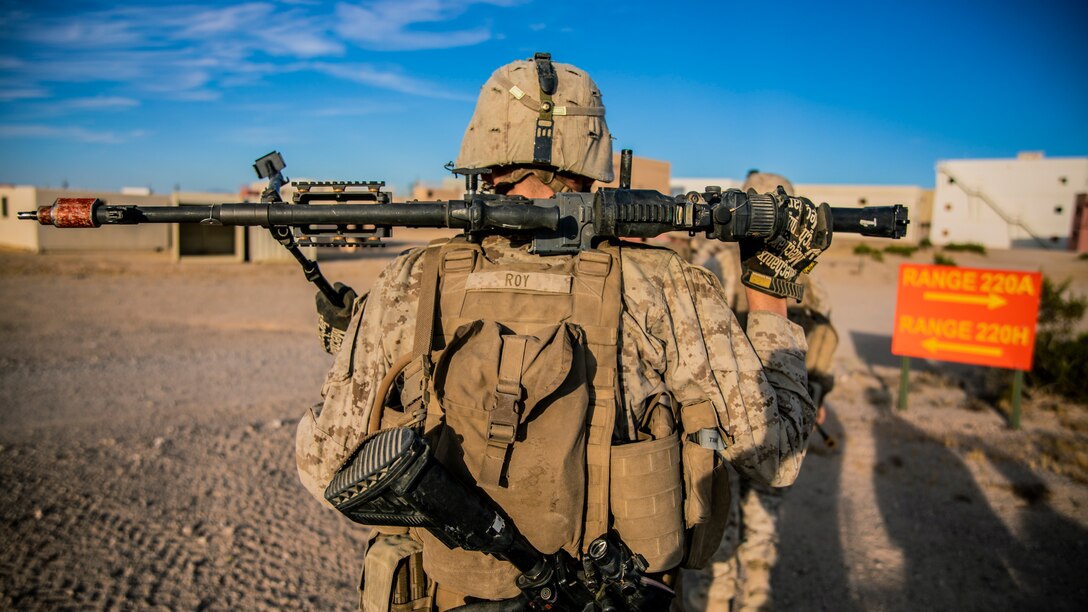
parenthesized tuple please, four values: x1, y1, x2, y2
(574, 242, 624, 547)
(402, 239, 450, 431)
(413, 241, 446, 368)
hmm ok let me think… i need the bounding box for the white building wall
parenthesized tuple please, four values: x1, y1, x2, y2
(931, 157, 1088, 249)
(0, 186, 42, 251)
(670, 177, 743, 196)
(36, 189, 172, 252)
(794, 184, 932, 244)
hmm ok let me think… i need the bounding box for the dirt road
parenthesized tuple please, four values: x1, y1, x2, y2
(1, 237, 1085, 610)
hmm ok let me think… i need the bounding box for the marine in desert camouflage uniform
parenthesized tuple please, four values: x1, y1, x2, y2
(681, 171, 838, 612)
(297, 56, 828, 610)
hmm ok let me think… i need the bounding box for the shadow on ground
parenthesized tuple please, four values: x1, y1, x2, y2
(871, 413, 1088, 610)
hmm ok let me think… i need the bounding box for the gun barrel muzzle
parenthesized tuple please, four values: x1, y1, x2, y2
(830, 204, 909, 239)
(18, 198, 102, 228)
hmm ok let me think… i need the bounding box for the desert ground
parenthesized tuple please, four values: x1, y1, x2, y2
(1, 232, 1086, 611)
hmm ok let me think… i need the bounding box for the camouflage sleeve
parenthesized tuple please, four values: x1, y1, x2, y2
(650, 254, 815, 487)
(295, 248, 425, 506)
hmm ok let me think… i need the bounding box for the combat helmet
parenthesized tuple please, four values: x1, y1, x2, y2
(456, 53, 614, 190)
(742, 170, 794, 196)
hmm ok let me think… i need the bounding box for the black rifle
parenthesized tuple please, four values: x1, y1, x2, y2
(326, 426, 674, 611)
(19, 151, 909, 306)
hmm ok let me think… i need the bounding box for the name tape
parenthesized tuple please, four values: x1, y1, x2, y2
(466, 271, 573, 294)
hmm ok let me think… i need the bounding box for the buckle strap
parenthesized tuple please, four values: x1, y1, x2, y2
(492, 73, 605, 117)
(479, 335, 529, 487)
(409, 240, 450, 431)
(532, 53, 556, 165)
(576, 250, 612, 278)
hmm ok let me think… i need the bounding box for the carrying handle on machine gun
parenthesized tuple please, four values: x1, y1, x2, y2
(253, 151, 346, 308)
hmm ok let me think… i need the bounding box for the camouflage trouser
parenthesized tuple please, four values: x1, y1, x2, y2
(678, 469, 786, 612)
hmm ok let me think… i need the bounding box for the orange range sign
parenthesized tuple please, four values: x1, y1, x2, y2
(891, 263, 1042, 370)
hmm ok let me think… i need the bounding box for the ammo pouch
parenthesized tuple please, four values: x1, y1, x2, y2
(678, 400, 732, 570)
(789, 308, 838, 401)
(804, 320, 838, 377)
(608, 393, 732, 572)
(361, 533, 431, 612)
(609, 434, 684, 571)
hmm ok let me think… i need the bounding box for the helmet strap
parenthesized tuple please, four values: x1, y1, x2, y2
(532, 52, 557, 165)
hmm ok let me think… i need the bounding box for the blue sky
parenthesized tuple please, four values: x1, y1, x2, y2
(0, 0, 1085, 195)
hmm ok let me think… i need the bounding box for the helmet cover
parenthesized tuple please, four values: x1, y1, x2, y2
(742, 171, 795, 196)
(456, 55, 614, 183)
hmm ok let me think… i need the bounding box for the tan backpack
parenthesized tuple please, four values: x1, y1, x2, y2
(365, 237, 729, 602)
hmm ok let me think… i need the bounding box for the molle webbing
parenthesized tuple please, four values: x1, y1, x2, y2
(573, 248, 622, 547)
(423, 237, 623, 551)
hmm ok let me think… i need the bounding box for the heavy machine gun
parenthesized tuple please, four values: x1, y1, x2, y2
(20, 151, 909, 306)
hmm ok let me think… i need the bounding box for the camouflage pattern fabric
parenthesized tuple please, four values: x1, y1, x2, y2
(456, 57, 614, 183)
(682, 239, 835, 612)
(296, 236, 816, 595)
(732, 480, 785, 611)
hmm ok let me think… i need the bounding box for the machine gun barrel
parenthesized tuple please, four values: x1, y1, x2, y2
(21, 193, 908, 244)
(829, 205, 909, 239)
(20, 198, 562, 232)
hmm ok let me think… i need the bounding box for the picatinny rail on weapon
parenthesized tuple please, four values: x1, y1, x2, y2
(19, 151, 910, 304)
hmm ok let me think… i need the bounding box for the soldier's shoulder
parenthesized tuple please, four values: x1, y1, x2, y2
(616, 239, 684, 268)
(373, 246, 428, 294)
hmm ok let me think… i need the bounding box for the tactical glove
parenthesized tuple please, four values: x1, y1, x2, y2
(740, 189, 832, 301)
(316, 282, 357, 354)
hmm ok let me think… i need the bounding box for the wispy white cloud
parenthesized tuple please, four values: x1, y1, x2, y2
(309, 62, 473, 100)
(65, 97, 141, 110)
(2, 96, 141, 119)
(0, 1, 517, 107)
(333, 0, 521, 51)
(0, 124, 149, 144)
(0, 86, 49, 102)
(309, 102, 404, 117)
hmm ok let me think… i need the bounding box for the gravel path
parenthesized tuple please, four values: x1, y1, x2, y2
(1, 238, 1085, 610)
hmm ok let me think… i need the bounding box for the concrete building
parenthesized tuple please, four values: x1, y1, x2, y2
(410, 178, 463, 201)
(0, 186, 173, 252)
(596, 154, 671, 193)
(930, 153, 1088, 250)
(671, 177, 743, 196)
(794, 184, 933, 245)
